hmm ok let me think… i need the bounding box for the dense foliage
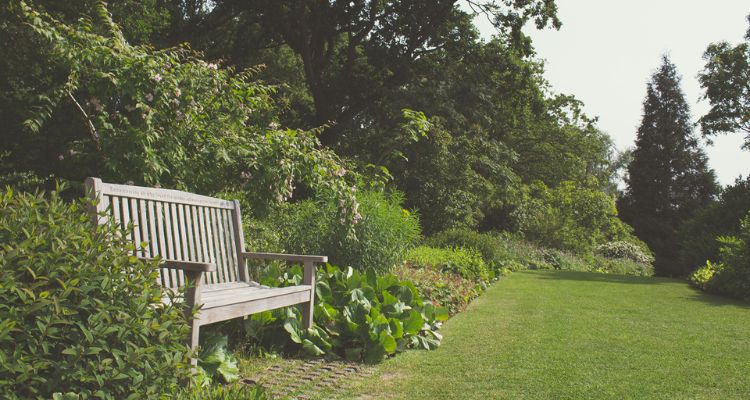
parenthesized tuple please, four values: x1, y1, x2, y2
(427, 228, 510, 271)
(594, 241, 654, 266)
(394, 264, 486, 316)
(38, 0, 631, 241)
(619, 56, 718, 277)
(677, 177, 750, 273)
(237, 264, 448, 363)
(265, 191, 421, 273)
(2, 2, 356, 219)
(516, 180, 635, 253)
(404, 246, 491, 282)
(0, 189, 192, 399)
(1, 1, 641, 260)
(689, 213, 750, 301)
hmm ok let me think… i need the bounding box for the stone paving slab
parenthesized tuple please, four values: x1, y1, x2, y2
(243, 358, 374, 399)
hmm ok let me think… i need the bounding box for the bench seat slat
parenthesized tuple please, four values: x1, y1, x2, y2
(199, 289, 313, 325)
(202, 284, 312, 309)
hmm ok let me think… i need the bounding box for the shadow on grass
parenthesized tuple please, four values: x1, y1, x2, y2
(527, 270, 750, 309)
(683, 291, 750, 309)
(527, 270, 671, 285)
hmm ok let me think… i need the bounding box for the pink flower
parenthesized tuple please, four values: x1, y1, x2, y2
(207, 63, 218, 70)
(152, 74, 162, 82)
(89, 97, 101, 110)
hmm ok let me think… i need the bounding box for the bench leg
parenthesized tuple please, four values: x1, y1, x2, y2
(188, 318, 200, 367)
(184, 270, 204, 368)
(302, 261, 315, 329)
(301, 300, 314, 329)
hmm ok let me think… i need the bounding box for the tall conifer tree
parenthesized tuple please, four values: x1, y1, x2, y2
(619, 55, 718, 276)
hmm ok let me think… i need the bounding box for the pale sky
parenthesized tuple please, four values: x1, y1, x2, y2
(475, 1, 749, 186)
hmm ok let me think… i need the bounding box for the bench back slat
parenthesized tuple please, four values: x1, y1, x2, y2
(86, 178, 246, 289)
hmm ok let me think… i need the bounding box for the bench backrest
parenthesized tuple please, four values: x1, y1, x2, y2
(85, 177, 248, 288)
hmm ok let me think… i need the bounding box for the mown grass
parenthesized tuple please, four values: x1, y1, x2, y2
(342, 271, 750, 399)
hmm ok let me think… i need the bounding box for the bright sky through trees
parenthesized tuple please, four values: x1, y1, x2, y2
(477, 1, 749, 186)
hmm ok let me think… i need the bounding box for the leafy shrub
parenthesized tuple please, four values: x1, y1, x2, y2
(678, 177, 750, 273)
(589, 256, 655, 277)
(273, 191, 421, 273)
(394, 264, 481, 316)
(0, 188, 191, 399)
(514, 180, 635, 253)
(690, 214, 750, 301)
(595, 241, 654, 265)
(689, 260, 720, 291)
(427, 228, 507, 270)
(235, 264, 448, 363)
(426, 230, 654, 277)
(405, 246, 490, 282)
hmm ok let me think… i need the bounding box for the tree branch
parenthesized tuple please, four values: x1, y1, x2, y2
(67, 91, 101, 150)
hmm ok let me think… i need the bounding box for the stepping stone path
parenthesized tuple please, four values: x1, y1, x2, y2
(242, 359, 374, 399)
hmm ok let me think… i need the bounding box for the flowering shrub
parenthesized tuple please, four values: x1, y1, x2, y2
(595, 241, 654, 265)
(404, 246, 491, 282)
(271, 191, 421, 273)
(394, 264, 481, 316)
(17, 2, 356, 218)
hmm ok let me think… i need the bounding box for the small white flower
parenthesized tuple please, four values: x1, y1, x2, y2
(207, 63, 218, 70)
(152, 74, 162, 82)
(269, 121, 280, 130)
(334, 168, 347, 177)
(145, 93, 153, 102)
(174, 88, 181, 97)
(58, 154, 64, 161)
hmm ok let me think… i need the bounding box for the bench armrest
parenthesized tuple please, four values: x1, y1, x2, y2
(239, 252, 328, 264)
(141, 258, 217, 272)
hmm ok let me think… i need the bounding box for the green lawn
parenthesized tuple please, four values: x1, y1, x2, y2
(342, 271, 750, 399)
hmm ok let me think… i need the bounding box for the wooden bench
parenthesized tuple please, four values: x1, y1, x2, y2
(84, 178, 326, 358)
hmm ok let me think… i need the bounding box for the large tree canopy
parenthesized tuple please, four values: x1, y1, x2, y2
(160, 0, 560, 145)
(1, 0, 641, 252)
(698, 14, 750, 149)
